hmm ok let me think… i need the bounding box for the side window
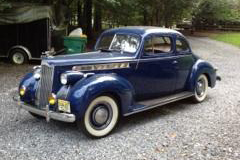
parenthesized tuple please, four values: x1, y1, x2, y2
(176, 38, 190, 53)
(144, 36, 172, 56)
(144, 37, 153, 55)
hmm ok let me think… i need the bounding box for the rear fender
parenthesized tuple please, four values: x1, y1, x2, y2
(67, 74, 135, 120)
(187, 59, 216, 91)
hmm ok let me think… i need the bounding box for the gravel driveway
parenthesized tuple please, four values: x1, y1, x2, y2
(0, 37, 240, 160)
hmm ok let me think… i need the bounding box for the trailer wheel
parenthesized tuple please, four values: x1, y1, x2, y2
(10, 49, 28, 65)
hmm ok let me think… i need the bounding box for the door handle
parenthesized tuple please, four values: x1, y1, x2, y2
(172, 60, 178, 64)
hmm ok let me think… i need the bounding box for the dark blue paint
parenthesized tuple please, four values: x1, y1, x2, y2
(19, 27, 217, 119)
(63, 71, 85, 85)
(187, 59, 216, 91)
(19, 72, 38, 105)
(66, 74, 134, 119)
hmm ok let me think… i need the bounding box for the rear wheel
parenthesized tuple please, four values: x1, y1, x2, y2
(10, 49, 28, 65)
(78, 96, 119, 138)
(192, 74, 208, 103)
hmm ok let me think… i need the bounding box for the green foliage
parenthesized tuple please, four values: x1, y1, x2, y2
(211, 32, 240, 47)
(100, 0, 196, 27)
(1, 0, 240, 29)
(193, 0, 240, 26)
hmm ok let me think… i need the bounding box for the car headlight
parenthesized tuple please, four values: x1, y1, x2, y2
(33, 66, 41, 80)
(60, 73, 68, 85)
(33, 72, 41, 80)
(60, 71, 85, 85)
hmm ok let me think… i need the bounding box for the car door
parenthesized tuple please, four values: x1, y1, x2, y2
(174, 36, 195, 92)
(133, 34, 177, 101)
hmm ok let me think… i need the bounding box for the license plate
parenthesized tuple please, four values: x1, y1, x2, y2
(58, 99, 71, 113)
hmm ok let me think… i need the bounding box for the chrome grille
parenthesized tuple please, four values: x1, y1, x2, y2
(38, 64, 54, 108)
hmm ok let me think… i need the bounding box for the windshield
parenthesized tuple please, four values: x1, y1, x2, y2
(96, 34, 141, 54)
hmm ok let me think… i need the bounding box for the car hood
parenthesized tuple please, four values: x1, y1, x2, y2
(43, 51, 136, 66)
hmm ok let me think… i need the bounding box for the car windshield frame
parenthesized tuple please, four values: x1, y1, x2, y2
(96, 33, 141, 55)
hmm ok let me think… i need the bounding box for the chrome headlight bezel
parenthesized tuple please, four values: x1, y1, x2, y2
(33, 65, 41, 70)
(33, 65, 41, 80)
(60, 71, 85, 85)
(60, 73, 68, 85)
(33, 71, 41, 80)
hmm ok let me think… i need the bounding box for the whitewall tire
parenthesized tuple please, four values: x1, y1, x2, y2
(192, 74, 208, 103)
(80, 96, 119, 138)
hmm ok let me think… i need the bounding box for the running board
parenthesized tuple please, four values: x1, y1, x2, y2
(124, 92, 193, 116)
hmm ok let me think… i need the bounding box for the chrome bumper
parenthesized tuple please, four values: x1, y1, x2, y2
(14, 97, 76, 123)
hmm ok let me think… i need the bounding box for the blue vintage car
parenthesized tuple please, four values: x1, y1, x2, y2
(16, 26, 220, 138)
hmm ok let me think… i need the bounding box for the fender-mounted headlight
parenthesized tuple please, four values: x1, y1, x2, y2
(60, 73, 68, 85)
(33, 65, 41, 80)
(60, 71, 85, 85)
(33, 71, 41, 80)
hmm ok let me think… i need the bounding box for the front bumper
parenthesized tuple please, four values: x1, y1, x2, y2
(13, 97, 76, 123)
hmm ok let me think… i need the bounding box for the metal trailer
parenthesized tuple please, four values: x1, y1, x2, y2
(0, 3, 66, 64)
(0, 18, 51, 64)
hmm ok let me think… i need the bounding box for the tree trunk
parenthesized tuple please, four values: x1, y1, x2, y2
(94, 0, 102, 32)
(83, 0, 93, 39)
(143, 6, 148, 25)
(77, 0, 83, 27)
(156, 9, 159, 26)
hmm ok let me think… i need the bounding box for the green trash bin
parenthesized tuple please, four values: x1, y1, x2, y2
(64, 36, 87, 54)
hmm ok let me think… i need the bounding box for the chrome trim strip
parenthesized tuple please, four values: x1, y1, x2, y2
(73, 62, 130, 71)
(124, 92, 194, 116)
(139, 54, 192, 62)
(18, 102, 76, 123)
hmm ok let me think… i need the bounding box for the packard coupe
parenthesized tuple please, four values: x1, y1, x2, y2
(16, 27, 220, 138)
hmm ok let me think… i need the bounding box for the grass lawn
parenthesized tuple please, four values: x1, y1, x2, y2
(210, 32, 240, 47)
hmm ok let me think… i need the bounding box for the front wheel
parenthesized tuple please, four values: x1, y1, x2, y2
(192, 74, 208, 103)
(78, 96, 119, 138)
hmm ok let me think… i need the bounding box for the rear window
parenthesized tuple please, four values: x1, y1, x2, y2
(176, 38, 190, 53)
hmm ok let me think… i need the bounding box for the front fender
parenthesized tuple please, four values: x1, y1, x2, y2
(187, 59, 216, 91)
(67, 74, 135, 120)
(19, 72, 38, 104)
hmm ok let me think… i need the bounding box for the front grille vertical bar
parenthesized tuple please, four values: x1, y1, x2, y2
(38, 64, 54, 108)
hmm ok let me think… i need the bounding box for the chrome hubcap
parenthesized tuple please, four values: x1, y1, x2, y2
(90, 102, 113, 130)
(13, 52, 24, 64)
(93, 107, 109, 125)
(196, 79, 206, 97)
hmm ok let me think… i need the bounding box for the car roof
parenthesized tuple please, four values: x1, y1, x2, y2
(103, 26, 183, 36)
